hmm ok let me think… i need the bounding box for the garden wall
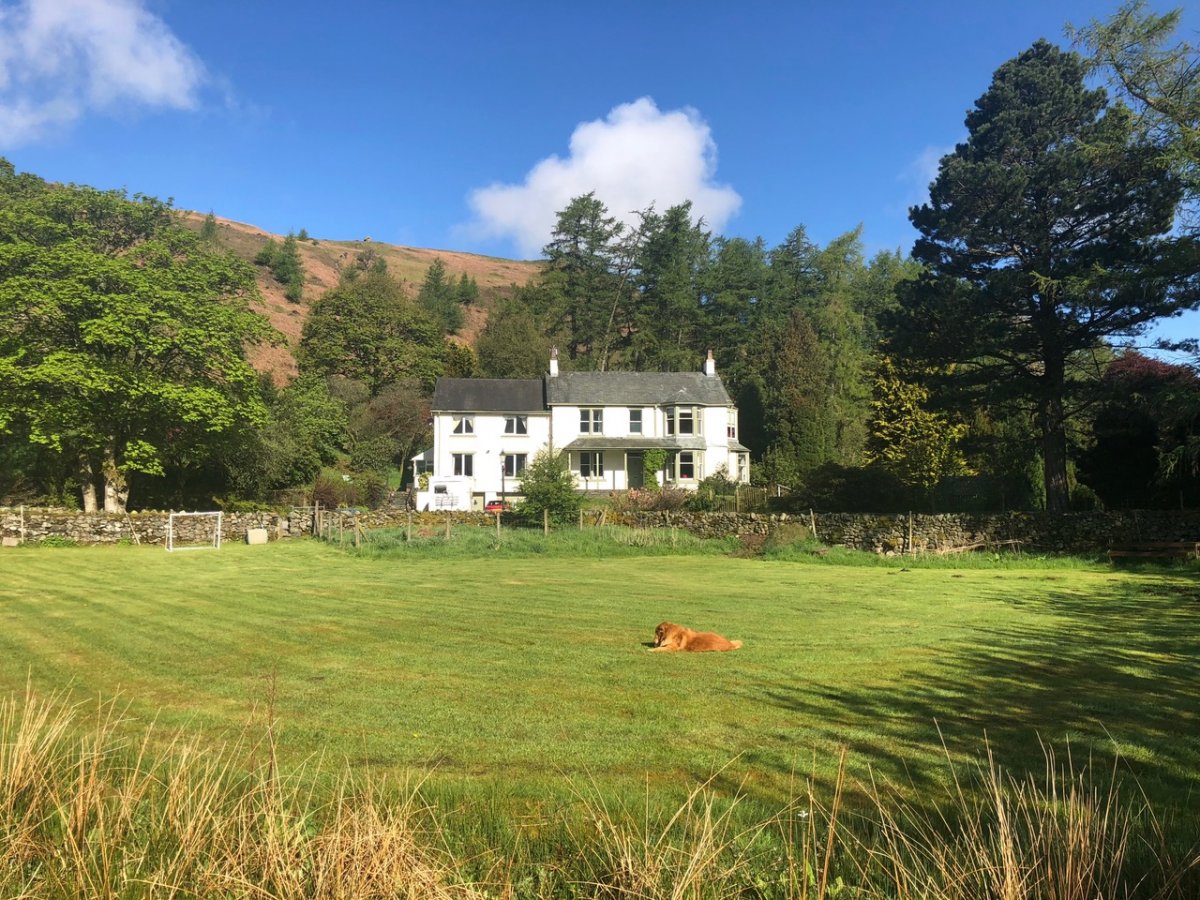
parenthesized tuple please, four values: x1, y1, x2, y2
(609, 509, 1200, 554)
(3, 506, 1199, 553)
(0, 506, 493, 546)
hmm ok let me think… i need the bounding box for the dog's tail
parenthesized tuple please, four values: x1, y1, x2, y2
(730, 640, 743, 650)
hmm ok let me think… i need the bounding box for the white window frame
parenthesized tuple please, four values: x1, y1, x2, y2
(629, 408, 643, 434)
(580, 408, 603, 434)
(504, 416, 528, 435)
(579, 451, 604, 479)
(665, 407, 695, 436)
(677, 407, 695, 435)
(452, 453, 473, 477)
(452, 417, 474, 435)
(676, 450, 696, 481)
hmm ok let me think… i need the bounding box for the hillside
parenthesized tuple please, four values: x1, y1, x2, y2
(181, 213, 541, 382)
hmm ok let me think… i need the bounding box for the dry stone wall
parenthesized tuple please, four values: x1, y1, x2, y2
(3, 506, 1199, 553)
(0, 506, 495, 546)
(609, 509, 1200, 554)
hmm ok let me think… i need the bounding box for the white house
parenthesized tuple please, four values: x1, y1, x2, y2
(415, 350, 750, 511)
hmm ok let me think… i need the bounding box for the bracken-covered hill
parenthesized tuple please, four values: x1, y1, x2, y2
(181, 212, 541, 383)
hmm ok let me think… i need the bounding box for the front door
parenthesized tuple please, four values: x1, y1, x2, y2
(626, 451, 644, 489)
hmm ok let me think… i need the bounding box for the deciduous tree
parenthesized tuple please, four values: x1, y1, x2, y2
(0, 162, 274, 512)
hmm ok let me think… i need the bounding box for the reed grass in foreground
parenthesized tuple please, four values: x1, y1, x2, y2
(2, 690, 1195, 899)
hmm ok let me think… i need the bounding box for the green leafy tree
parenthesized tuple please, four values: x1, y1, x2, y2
(344, 379, 430, 480)
(891, 40, 1196, 512)
(476, 298, 549, 377)
(299, 270, 448, 393)
(516, 447, 582, 524)
(221, 375, 347, 501)
(0, 162, 274, 512)
(865, 359, 969, 499)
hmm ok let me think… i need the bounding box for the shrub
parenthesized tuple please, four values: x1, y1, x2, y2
(611, 487, 691, 513)
(515, 448, 582, 525)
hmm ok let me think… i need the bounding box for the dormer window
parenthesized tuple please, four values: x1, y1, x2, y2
(452, 417, 474, 435)
(504, 416, 528, 435)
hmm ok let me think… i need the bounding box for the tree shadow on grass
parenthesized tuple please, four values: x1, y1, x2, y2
(728, 572, 1200, 818)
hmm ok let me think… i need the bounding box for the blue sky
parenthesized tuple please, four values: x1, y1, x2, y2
(2, 0, 1196, 348)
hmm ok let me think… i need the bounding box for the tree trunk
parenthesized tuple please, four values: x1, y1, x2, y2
(79, 456, 98, 513)
(1039, 383, 1070, 514)
(101, 445, 129, 513)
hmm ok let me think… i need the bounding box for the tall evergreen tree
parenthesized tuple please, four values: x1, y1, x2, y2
(892, 40, 1197, 512)
(541, 193, 630, 369)
(417, 257, 463, 333)
(626, 202, 708, 371)
(700, 236, 769, 385)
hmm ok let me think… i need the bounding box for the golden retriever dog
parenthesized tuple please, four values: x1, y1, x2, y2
(651, 621, 742, 652)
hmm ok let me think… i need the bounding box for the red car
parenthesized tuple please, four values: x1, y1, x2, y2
(484, 500, 511, 512)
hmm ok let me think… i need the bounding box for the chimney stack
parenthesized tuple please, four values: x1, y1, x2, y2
(549, 346, 559, 377)
(704, 349, 716, 377)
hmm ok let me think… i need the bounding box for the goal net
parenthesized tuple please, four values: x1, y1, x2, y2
(166, 511, 223, 552)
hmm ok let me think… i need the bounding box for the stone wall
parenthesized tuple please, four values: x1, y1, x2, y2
(4, 505, 1198, 553)
(0, 507, 295, 545)
(608, 509, 1200, 554)
(0, 506, 497, 546)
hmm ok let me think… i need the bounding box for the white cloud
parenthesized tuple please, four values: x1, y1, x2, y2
(466, 97, 742, 258)
(0, 0, 205, 147)
(899, 143, 958, 210)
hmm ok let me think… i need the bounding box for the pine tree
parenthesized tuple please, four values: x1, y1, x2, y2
(893, 40, 1195, 511)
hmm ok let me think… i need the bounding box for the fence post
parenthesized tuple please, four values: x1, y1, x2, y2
(809, 508, 817, 539)
(907, 511, 914, 556)
(407, 510, 413, 542)
(579, 508, 584, 530)
(496, 511, 501, 540)
(445, 510, 452, 540)
(543, 508, 549, 537)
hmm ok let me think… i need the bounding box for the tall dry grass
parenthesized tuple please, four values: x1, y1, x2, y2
(0, 688, 478, 898)
(1, 690, 1196, 898)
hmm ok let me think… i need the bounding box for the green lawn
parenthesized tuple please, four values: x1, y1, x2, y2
(1, 537, 1197, 823)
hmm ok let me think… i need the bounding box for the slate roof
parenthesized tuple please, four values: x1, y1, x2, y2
(546, 372, 731, 406)
(562, 436, 708, 451)
(432, 378, 545, 413)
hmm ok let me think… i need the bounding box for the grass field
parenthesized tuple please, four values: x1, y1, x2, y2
(1, 533, 1198, 894)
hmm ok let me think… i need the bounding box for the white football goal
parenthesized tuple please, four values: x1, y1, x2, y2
(166, 511, 223, 552)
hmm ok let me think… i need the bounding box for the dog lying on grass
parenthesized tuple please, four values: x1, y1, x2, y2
(650, 621, 742, 652)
